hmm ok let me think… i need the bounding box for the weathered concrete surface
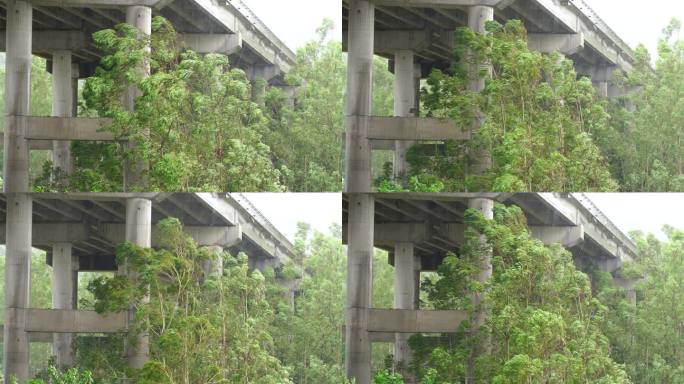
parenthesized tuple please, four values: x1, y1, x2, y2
(367, 308, 469, 333)
(52, 243, 75, 367)
(25, 309, 127, 334)
(345, 0, 374, 193)
(12, 116, 115, 141)
(52, 50, 75, 176)
(364, 116, 468, 141)
(393, 243, 417, 379)
(345, 193, 375, 384)
(393, 50, 416, 179)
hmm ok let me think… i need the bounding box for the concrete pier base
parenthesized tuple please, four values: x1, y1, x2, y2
(344, 0, 374, 193)
(345, 193, 375, 384)
(52, 242, 75, 367)
(393, 50, 416, 180)
(4, 1, 33, 381)
(393, 242, 417, 381)
(124, 198, 152, 369)
(466, 197, 493, 384)
(52, 50, 74, 176)
(123, 6, 151, 190)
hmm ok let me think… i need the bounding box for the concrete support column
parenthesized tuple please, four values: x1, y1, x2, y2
(344, 0, 374, 193)
(345, 193, 374, 384)
(393, 50, 416, 180)
(413, 63, 421, 118)
(593, 81, 609, 98)
(123, 6, 151, 190)
(3, 0, 32, 193)
(467, 6, 494, 176)
(466, 197, 494, 384)
(52, 242, 74, 368)
(52, 50, 74, 176)
(202, 245, 224, 281)
(4, 2, 33, 381)
(124, 198, 152, 369)
(71, 64, 79, 117)
(4, 194, 32, 382)
(393, 242, 417, 380)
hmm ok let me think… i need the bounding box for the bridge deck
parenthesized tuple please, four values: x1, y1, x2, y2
(0, 0, 295, 82)
(342, 0, 635, 77)
(342, 192, 636, 273)
(0, 193, 295, 271)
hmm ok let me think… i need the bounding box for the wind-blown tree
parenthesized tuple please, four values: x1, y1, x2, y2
(413, 204, 629, 383)
(40, 17, 283, 192)
(601, 228, 684, 382)
(388, 20, 618, 192)
(609, 19, 684, 191)
(82, 218, 291, 383)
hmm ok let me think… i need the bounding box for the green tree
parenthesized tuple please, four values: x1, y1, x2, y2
(414, 204, 630, 383)
(83, 218, 291, 383)
(388, 20, 618, 192)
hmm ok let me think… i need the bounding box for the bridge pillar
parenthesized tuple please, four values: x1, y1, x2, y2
(345, 193, 374, 384)
(201, 246, 224, 281)
(614, 277, 637, 306)
(4, 1, 33, 382)
(468, 6, 494, 176)
(124, 6, 151, 190)
(344, 0, 374, 193)
(52, 242, 75, 367)
(393, 50, 416, 180)
(466, 197, 494, 384)
(52, 50, 74, 177)
(393, 242, 418, 382)
(124, 197, 152, 370)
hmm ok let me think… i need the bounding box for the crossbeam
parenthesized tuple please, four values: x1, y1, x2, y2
(24, 309, 127, 334)
(0, 31, 87, 52)
(10, 116, 117, 141)
(355, 116, 468, 142)
(527, 33, 584, 55)
(0, 223, 242, 248)
(366, 308, 468, 333)
(343, 30, 435, 54)
(180, 33, 242, 55)
(0, 326, 52, 342)
(29, 0, 159, 8)
(369, 0, 503, 8)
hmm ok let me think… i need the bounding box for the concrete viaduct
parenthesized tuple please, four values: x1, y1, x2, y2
(342, 192, 637, 383)
(0, 192, 296, 382)
(2, 0, 297, 193)
(342, 0, 637, 188)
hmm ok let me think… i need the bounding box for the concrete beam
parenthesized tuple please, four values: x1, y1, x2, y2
(180, 33, 242, 55)
(527, 33, 584, 55)
(366, 308, 468, 333)
(246, 64, 281, 81)
(343, 30, 434, 54)
(0, 223, 242, 248)
(370, 0, 503, 8)
(0, 326, 52, 342)
(24, 309, 127, 334)
(528, 225, 584, 248)
(10, 116, 116, 142)
(362, 116, 469, 141)
(0, 31, 87, 52)
(30, 0, 159, 7)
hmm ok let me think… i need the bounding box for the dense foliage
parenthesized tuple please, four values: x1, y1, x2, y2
(379, 20, 619, 192)
(411, 204, 629, 383)
(29, 18, 349, 192)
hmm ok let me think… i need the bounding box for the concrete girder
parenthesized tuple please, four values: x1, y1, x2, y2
(527, 33, 584, 55)
(365, 308, 468, 333)
(246, 64, 281, 82)
(528, 225, 584, 248)
(191, 0, 294, 73)
(343, 30, 435, 54)
(179, 33, 243, 55)
(370, 0, 507, 8)
(361, 116, 469, 141)
(30, 0, 159, 7)
(0, 31, 87, 53)
(24, 309, 127, 334)
(9, 116, 116, 142)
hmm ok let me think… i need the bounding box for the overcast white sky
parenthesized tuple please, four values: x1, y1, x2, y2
(583, 0, 684, 58)
(242, 193, 341, 242)
(241, 0, 341, 51)
(586, 194, 684, 240)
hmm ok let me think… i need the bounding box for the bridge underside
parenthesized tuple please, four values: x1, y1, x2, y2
(0, 0, 295, 83)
